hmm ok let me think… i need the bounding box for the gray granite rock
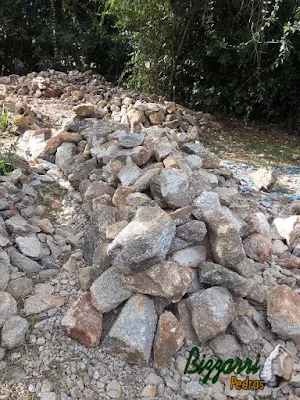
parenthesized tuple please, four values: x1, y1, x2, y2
(90, 267, 133, 313)
(1, 316, 29, 349)
(176, 221, 207, 243)
(187, 287, 236, 342)
(108, 206, 176, 272)
(102, 294, 157, 366)
(231, 316, 258, 344)
(6, 277, 34, 298)
(15, 235, 42, 259)
(9, 249, 41, 273)
(0, 291, 17, 328)
(0, 262, 9, 291)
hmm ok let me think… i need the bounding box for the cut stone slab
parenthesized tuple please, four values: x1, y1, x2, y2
(107, 206, 176, 272)
(61, 293, 102, 348)
(198, 261, 249, 297)
(15, 235, 42, 259)
(203, 210, 245, 269)
(267, 285, 300, 343)
(1, 316, 29, 349)
(187, 287, 236, 342)
(121, 261, 194, 302)
(23, 294, 65, 315)
(168, 246, 206, 268)
(153, 311, 184, 369)
(90, 267, 133, 313)
(243, 233, 273, 262)
(102, 294, 157, 366)
(0, 292, 17, 328)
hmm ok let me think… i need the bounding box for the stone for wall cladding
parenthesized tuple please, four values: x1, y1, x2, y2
(90, 267, 133, 313)
(267, 285, 300, 343)
(102, 294, 157, 366)
(107, 206, 176, 272)
(203, 210, 246, 269)
(243, 233, 273, 262)
(61, 293, 102, 347)
(153, 311, 184, 369)
(187, 287, 236, 342)
(121, 261, 193, 302)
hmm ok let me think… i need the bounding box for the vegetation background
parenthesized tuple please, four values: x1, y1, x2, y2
(1, 0, 300, 127)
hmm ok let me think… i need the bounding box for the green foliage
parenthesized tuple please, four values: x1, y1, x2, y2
(0, 108, 10, 132)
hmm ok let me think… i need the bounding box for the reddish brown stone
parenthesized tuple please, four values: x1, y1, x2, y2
(267, 285, 300, 343)
(38, 131, 82, 156)
(277, 255, 300, 269)
(243, 233, 273, 262)
(153, 311, 184, 369)
(42, 87, 61, 98)
(61, 293, 102, 348)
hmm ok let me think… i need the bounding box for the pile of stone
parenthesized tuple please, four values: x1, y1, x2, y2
(0, 69, 300, 383)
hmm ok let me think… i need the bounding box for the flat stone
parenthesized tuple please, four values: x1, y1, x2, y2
(168, 246, 206, 268)
(90, 266, 133, 313)
(198, 261, 249, 296)
(23, 294, 65, 315)
(153, 311, 184, 369)
(267, 285, 300, 343)
(187, 287, 235, 342)
(121, 261, 194, 302)
(102, 294, 157, 366)
(117, 133, 145, 148)
(118, 161, 141, 186)
(6, 277, 34, 298)
(203, 210, 246, 269)
(9, 249, 41, 273)
(73, 103, 95, 117)
(1, 316, 29, 349)
(15, 235, 42, 259)
(108, 206, 176, 272)
(0, 291, 17, 328)
(61, 293, 102, 347)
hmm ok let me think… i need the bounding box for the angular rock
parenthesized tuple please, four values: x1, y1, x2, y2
(15, 235, 42, 259)
(6, 277, 34, 298)
(9, 249, 42, 273)
(61, 293, 102, 347)
(251, 168, 277, 190)
(55, 142, 78, 174)
(102, 294, 157, 366)
(73, 103, 95, 117)
(210, 334, 241, 359)
(203, 210, 246, 269)
(121, 261, 193, 302)
(243, 233, 273, 262)
(6, 214, 40, 236)
(187, 287, 235, 342)
(231, 316, 258, 344)
(23, 294, 65, 315)
(176, 221, 207, 243)
(108, 206, 176, 271)
(118, 160, 141, 186)
(177, 299, 200, 346)
(117, 146, 151, 167)
(277, 255, 300, 269)
(0, 263, 9, 291)
(267, 285, 300, 343)
(90, 267, 133, 313)
(153, 311, 184, 369)
(83, 181, 115, 203)
(0, 292, 17, 328)
(117, 133, 145, 148)
(214, 187, 238, 207)
(198, 261, 249, 296)
(193, 191, 221, 220)
(273, 216, 300, 245)
(159, 168, 195, 209)
(182, 142, 220, 169)
(168, 246, 206, 268)
(1, 316, 29, 349)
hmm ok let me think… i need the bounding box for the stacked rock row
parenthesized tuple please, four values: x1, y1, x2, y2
(37, 101, 299, 370)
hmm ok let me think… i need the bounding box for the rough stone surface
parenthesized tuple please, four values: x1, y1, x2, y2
(61, 293, 102, 347)
(1, 316, 29, 349)
(243, 233, 273, 262)
(187, 287, 236, 342)
(0, 291, 17, 328)
(153, 311, 184, 369)
(102, 294, 157, 366)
